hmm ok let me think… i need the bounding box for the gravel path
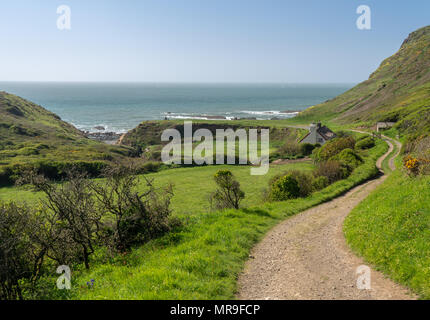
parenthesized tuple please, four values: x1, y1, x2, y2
(237, 137, 416, 300)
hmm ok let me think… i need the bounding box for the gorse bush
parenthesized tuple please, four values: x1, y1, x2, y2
(269, 174, 300, 201)
(330, 148, 363, 171)
(312, 176, 330, 191)
(210, 170, 245, 210)
(277, 142, 302, 158)
(269, 170, 314, 199)
(275, 142, 316, 160)
(267, 135, 373, 203)
(313, 136, 356, 162)
(355, 137, 375, 150)
(314, 160, 349, 184)
(300, 143, 316, 156)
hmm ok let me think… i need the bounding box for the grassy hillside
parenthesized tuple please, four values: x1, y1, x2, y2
(296, 25, 430, 144)
(345, 168, 430, 299)
(0, 91, 134, 185)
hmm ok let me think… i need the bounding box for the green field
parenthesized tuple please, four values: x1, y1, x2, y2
(0, 162, 314, 215)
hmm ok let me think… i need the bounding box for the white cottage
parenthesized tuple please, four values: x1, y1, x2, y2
(299, 122, 336, 145)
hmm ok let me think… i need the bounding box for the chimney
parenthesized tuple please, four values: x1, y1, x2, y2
(309, 123, 317, 133)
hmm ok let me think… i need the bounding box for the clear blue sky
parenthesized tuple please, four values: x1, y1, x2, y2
(0, 0, 429, 83)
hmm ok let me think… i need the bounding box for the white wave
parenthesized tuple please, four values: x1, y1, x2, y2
(166, 115, 228, 120)
(240, 110, 299, 117)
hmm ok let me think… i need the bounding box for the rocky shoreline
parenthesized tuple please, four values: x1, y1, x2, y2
(82, 111, 301, 144)
(83, 131, 123, 145)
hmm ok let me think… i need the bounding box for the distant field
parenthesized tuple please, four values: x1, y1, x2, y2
(0, 162, 314, 217)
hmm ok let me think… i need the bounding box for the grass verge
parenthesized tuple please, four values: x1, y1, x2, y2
(344, 170, 430, 299)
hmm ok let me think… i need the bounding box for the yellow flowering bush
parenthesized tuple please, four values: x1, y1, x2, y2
(403, 155, 420, 176)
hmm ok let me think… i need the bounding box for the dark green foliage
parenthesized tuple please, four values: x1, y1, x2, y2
(356, 137, 376, 150)
(210, 170, 245, 210)
(314, 160, 349, 184)
(269, 170, 314, 199)
(0, 203, 45, 300)
(274, 142, 316, 160)
(0, 160, 108, 186)
(23, 171, 102, 269)
(313, 136, 356, 162)
(92, 165, 175, 252)
(300, 143, 316, 156)
(312, 176, 329, 191)
(269, 174, 300, 201)
(277, 142, 301, 158)
(330, 148, 363, 171)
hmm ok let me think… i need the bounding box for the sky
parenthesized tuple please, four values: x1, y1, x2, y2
(0, 0, 429, 83)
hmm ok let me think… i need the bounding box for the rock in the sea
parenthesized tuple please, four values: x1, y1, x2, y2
(94, 126, 105, 131)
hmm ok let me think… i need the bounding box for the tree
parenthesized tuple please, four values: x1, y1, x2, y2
(0, 202, 45, 300)
(22, 170, 101, 269)
(91, 165, 175, 252)
(210, 170, 245, 210)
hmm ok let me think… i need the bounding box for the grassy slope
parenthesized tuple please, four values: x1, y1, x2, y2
(294, 25, 430, 142)
(0, 91, 133, 168)
(64, 140, 386, 300)
(344, 167, 430, 299)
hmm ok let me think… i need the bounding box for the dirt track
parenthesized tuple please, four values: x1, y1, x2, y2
(237, 137, 416, 300)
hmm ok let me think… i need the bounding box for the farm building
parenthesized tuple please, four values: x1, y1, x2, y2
(299, 122, 336, 145)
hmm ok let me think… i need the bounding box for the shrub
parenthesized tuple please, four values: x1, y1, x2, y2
(277, 142, 302, 158)
(209, 170, 245, 210)
(330, 148, 363, 171)
(0, 160, 108, 186)
(0, 202, 45, 300)
(335, 131, 352, 138)
(269, 174, 300, 201)
(313, 136, 356, 162)
(355, 137, 375, 150)
(137, 161, 161, 174)
(314, 160, 349, 184)
(289, 170, 314, 197)
(92, 165, 175, 252)
(300, 143, 316, 156)
(21, 170, 102, 269)
(403, 155, 420, 176)
(312, 176, 329, 191)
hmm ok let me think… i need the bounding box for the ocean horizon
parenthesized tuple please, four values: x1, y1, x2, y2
(0, 82, 354, 133)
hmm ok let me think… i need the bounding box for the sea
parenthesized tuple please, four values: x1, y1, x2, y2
(0, 82, 353, 133)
